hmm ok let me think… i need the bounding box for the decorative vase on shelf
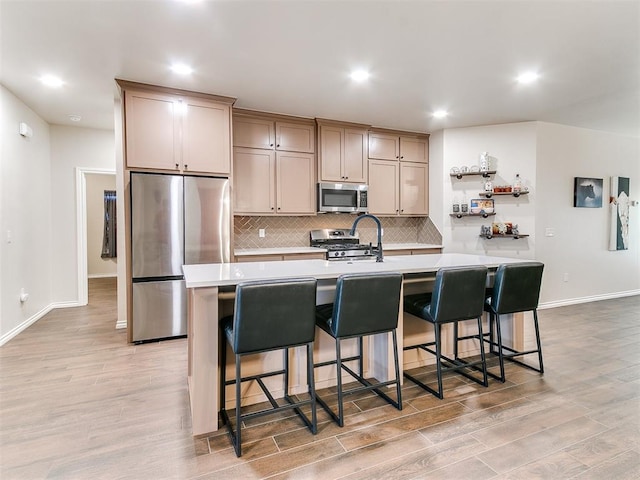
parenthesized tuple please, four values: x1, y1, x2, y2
(513, 173, 522, 193)
(480, 152, 490, 172)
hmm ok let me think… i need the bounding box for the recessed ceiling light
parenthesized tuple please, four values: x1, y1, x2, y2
(433, 110, 448, 119)
(68, 114, 82, 122)
(350, 69, 370, 82)
(170, 63, 193, 75)
(40, 74, 64, 88)
(517, 72, 539, 84)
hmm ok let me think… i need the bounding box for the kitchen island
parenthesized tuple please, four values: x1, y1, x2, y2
(183, 253, 527, 436)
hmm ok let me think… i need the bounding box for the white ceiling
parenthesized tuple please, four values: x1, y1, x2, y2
(1, 0, 639, 136)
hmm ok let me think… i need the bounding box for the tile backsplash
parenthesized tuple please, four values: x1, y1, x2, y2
(234, 216, 442, 249)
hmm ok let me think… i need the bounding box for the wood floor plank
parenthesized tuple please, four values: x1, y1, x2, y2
(0, 280, 638, 480)
(477, 417, 609, 474)
(337, 434, 490, 480)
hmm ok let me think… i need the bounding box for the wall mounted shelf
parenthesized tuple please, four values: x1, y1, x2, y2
(480, 233, 529, 239)
(450, 212, 496, 219)
(478, 191, 529, 198)
(449, 170, 496, 179)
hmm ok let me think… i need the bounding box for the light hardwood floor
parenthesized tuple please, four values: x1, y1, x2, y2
(1, 278, 638, 479)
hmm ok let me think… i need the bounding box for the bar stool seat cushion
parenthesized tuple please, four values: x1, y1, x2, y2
(403, 293, 433, 321)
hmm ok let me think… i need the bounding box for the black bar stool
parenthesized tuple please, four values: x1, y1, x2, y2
(314, 272, 403, 427)
(403, 266, 489, 399)
(219, 277, 318, 457)
(481, 262, 545, 382)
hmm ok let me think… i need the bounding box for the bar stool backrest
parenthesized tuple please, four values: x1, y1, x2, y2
(330, 272, 403, 338)
(231, 277, 317, 354)
(490, 262, 544, 315)
(429, 266, 488, 323)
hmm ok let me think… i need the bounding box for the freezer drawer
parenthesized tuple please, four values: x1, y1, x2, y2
(132, 280, 187, 342)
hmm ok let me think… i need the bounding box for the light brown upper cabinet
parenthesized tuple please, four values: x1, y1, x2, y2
(317, 120, 369, 183)
(368, 160, 429, 216)
(233, 112, 315, 153)
(368, 131, 429, 163)
(123, 88, 233, 174)
(233, 147, 315, 215)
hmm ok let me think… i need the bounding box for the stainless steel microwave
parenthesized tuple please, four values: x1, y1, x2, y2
(317, 183, 368, 213)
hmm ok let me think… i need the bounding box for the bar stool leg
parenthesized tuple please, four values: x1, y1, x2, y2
(453, 321, 459, 360)
(220, 339, 227, 426)
(434, 323, 444, 399)
(307, 343, 318, 434)
(476, 316, 489, 387)
(392, 330, 403, 409)
(533, 310, 544, 373)
(234, 354, 242, 457)
(358, 336, 364, 378)
(494, 312, 506, 382)
(335, 338, 344, 427)
(284, 347, 290, 394)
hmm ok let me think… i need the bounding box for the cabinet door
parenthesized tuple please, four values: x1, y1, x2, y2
(276, 122, 315, 153)
(125, 90, 178, 170)
(233, 147, 275, 214)
(318, 125, 343, 182)
(400, 162, 429, 215)
(368, 132, 399, 161)
(368, 160, 399, 215)
(343, 128, 368, 183)
(400, 136, 428, 163)
(182, 98, 231, 174)
(233, 117, 275, 149)
(276, 152, 315, 214)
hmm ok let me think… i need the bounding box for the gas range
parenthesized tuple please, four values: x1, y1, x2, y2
(310, 229, 377, 261)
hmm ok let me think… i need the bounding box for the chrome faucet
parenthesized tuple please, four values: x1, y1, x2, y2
(350, 214, 384, 263)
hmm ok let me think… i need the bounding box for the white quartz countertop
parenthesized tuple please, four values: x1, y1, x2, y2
(183, 253, 524, 288)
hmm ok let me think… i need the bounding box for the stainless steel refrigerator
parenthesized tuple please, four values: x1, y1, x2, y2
(130, 173, 230, 343)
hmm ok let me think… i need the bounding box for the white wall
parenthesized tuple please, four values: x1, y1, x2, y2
(50, 126, 115, 303)
(437, 121, 640, 305)
(0, 85, 53, 343)
(441, 122, 538, 259)
(428, 130, 445, 235)
(536, 122, 640, 305)
(86, 173, 117, 277)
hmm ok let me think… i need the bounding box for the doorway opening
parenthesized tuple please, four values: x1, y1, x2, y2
(75, 168, 117, 313)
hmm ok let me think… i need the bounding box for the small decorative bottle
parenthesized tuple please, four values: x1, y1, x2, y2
(484, 178, 493, 192)
(513, 173, 522, 193)
(480, 152, 490, 172)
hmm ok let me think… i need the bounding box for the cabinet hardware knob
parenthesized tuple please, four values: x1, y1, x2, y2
(400, 156, 404, 159)
(184, 164, 188, 169)
(396, 155, 399, 159)
(270, 144, 274, 147)
(175, 163, 179, 169)
(276, 144, 280, 148)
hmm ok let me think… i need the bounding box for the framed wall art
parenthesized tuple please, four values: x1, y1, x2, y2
(573, 177, 603, 208)
(609, 176, 630, 251)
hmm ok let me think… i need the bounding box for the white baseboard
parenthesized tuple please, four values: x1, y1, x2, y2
(539, 290, 640, 310)
(0, 304, 54, 346)
(1, 300, 96, 346)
